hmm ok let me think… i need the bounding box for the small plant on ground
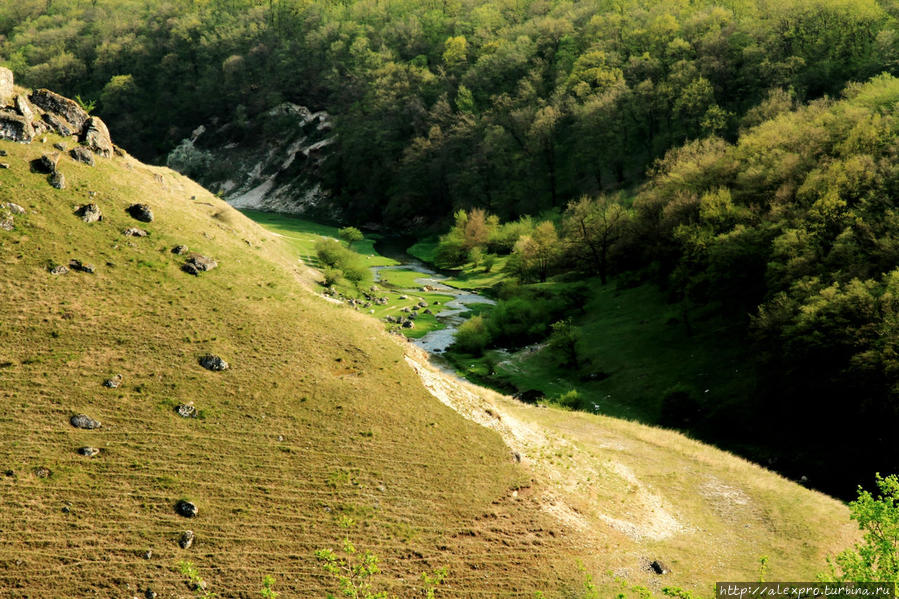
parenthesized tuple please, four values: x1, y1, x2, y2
(178, 560, 216, 599)
(316, 537, 387, 599)
(260, 575, 279, 599)
(422, 566, 448, 598)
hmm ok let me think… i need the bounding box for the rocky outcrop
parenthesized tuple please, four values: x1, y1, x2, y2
(30, 89, 89, 132)
(182, 254, 217, 275)
(198, 354, 228, 371)
(81, 117, 113, 157)
(127, 203, 153, 223)
(70, 146, 95, 166)
(0, 68, 13, 106)
(167, 103, 334, 216)
(15, 95, 33, 122)
(70, 414, 101, 429)
(175, 500, 198, 518)
(0, 111, 35, 143)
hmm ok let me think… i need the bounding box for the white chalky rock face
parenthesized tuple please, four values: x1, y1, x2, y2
(0, 67, 13, 106)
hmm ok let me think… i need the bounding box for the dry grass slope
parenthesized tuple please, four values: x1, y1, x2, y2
(0, 132, 856, 599)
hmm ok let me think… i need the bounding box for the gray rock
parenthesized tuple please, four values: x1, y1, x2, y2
(81, 117, 113, 157)
(402, 320, 415, 329)
(14, 95, 33, 122)
(198, 354, 228, 371)
(182, 255, 217, 275)
(70, 146, 95, 166)
(175, 500, 198, 518)
(418, 301, 428, 308)
(33, 466, 51, 479)
(0, 163, 8, 169)
(127, 203, 153, 223)
(178, 530, 195, 549)
(41, 112, 74, 137)
(75, 203, 102, 223)
(650, 560, 670, 575)
(0, 110, 35, 143)
(68, 259, 95, 274)
(171, 245, 188, 255)
(5, 203, 25, 215)
(175, 403, 197, 418)
(48, 264, 68, 275)
(70, 414, 100, 429)
(49, 171, 66, 189)
(143, 550, 152, 560)
(103, 374, 123, 388)
(53, 142, 66, 151)
(0, 217, 13, 232)
(412, 305, 420, 311)
(0, 67, 13, 106)
(145, 588, 157, 599)
(123, 227, 148, 237)
(30, 89, 89, 132)
(77, 446, 100, 457)
(35, 152, 60, 174)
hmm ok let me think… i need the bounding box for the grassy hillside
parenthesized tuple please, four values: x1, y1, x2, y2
(0, 132, 857, 596)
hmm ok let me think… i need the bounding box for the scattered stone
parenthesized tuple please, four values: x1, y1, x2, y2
(30, 89, 89, 132)
(41, 112, 74, 137)
(418, 301, 428, 308)
(35, 152, 60, 174)
(33, 466, 51, 479)
(198, 354, 228, 371)
(0, 110, 35, 142)
(143, 550, 153, 560)
(81, 116, 113, 157)
(75, 203, 102, 223)
(70, 146, 95, 166)
(175, 500, 198, 518)
(123, 227, 148, 237)
(145, 588, 157, 599)
(402, 320, 415, 329)
(61, 504, 70, 514)
(53, 142, 66, 151)
(175, 403, 198, 418)
(399, 295, 408, 300)
(103, 374, 123, 388)
(178, 530, 195, 549)
(423, 309, 432, 315)
(5, 203, 25, 215)
(182, 255, 218, 275)
(4, 470, 13, 477)
(0, 217, 13, 232)
(77, 447, 100, 457)
(127, 203, 153, 223)
(70, 414, 101, 429)
(49, 171, 66, 189)
(0, 67, 13, 106)
(649, 560, 670, 575)
(0, 149, 6, 156)
(171, 245, 188, 255)
(48, 264, 68, 275)
(68, 259, 95, 273)
(14, 95, 33, 122)
(0, 163, 8, 169)
(412, 305, 420, 311)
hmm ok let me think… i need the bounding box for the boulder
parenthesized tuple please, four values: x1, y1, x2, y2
(175, 500, 198, 518)
(127, 203, 154, 223)
(5, 203, 25, 215)
(123, 227, 148, 237)
(182, 255, 217, 276)
(0, 163, 8, 169)
(68, 259, 95, 274)
(650, 560, 670, 575)
(103, 374, 123, 388)
(402, 320, 415, 329)
(70, 146, 95, 166)
(70, 414, 100, 429)
(175, 403, 198, 418)
(178, 530, 195, 549)
(0, 68, 13, 106)
(171, 245, 189, 255)
(145, 589, 158, 599)
(30, 89, 89, 132)
(14, 95, 33, 122)
(0, 110, 35, 142)
(49, 171, 66, 189)
(418, 301, 428, 308)
(48, 264, 68, 275)
(33, 466, 51, 479)
(0, 217, 13, 232)
(198, 354, 228, 371)
(75, 203, 102, 223)
(35, 152, 60, 174)
(77, 447, 100, 457)
(41, 112, 74, 137)
(81, 117, 113, 157)
(53, 142, 66, 151)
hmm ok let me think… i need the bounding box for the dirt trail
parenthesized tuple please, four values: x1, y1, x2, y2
(404, 351, 689, 542)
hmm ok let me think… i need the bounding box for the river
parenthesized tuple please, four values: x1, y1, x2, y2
(371, 239, 495, 355)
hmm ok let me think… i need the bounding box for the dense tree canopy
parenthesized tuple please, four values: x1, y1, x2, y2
(2, 0, 898, 222)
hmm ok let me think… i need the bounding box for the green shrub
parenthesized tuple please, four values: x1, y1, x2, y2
(453, 315, 490, 355)
(552, 389, 581, 409)
(322, 266, 342, 287)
